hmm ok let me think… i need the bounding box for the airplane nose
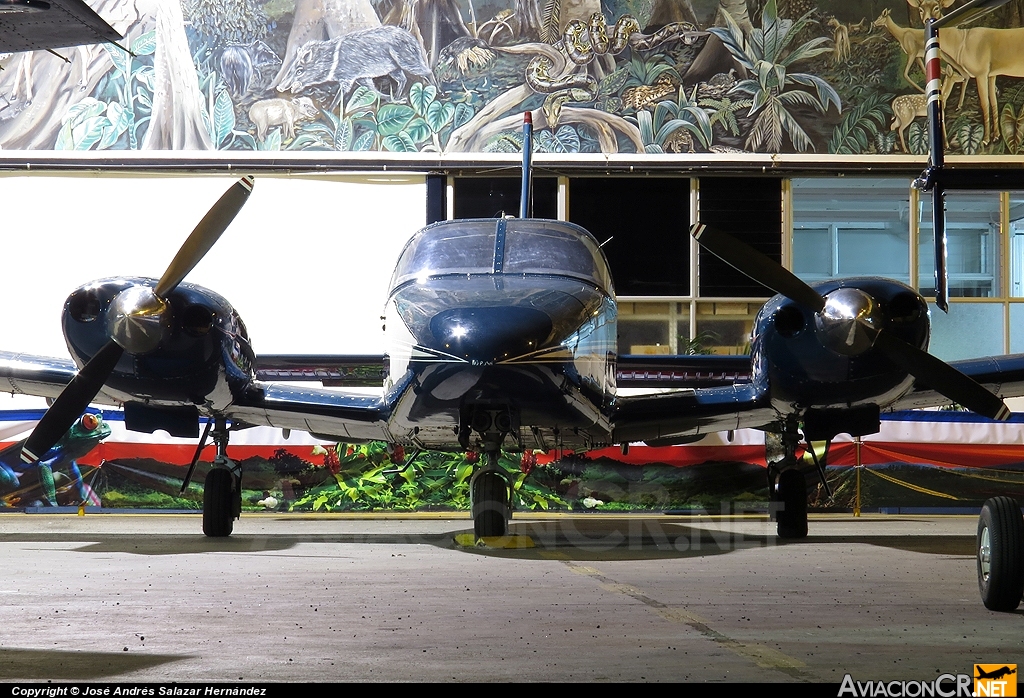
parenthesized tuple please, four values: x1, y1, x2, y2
(429, 307, 553, 362)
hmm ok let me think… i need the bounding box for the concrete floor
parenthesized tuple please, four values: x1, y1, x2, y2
(0, 512, 1019, 683)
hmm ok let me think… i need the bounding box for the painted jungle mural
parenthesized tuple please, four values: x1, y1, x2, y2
(2, 0, 1024, 155)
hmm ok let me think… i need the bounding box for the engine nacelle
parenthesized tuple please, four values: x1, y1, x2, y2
(752, 277, 929, 413)
(62, 277, 256, 411)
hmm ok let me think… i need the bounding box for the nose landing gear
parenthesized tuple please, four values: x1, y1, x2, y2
(199, 417, 241, 538)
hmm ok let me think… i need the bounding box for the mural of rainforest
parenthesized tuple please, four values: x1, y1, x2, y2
(2, 0, 1024, 155)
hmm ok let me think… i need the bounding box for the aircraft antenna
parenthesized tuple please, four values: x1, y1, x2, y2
(520, 111, 533, 219)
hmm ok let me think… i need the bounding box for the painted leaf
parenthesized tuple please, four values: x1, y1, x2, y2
(73, 115, 109, 150)
(352, 130, 376, 151)
(404, 117, 431, 144)
(957, 122, 984, 155)
(131, 30, 156, 56)
(213, 90, 236, 147)
(409, 82, 437, 115)
(908, 121, 928, 155)
(597, 68, 629, 98)
(346, 86, 378, 115)
(425, 100, 455, 133)
(98, 102, 129, 149)
(259, 128, 282, 151)
(376, 104, 416, 136)
(55, 122, 74, 150)
(335, 118, 353, 151)
(1000, 104, 1019, 154)
(536, 125, 580, 153)
(63, 97, 105, 125)
(453, 102, 475, 130)
(102, 43, 129, 79)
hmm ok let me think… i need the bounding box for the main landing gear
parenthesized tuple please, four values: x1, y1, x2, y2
(976, 496, 1024, 612)
(181, 417, 241, 538)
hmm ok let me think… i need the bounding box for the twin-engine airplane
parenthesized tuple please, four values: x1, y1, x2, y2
(1, 0, 1023, 613)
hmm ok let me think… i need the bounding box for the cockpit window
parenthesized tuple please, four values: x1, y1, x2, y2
(390, 219, 612, 292)
(503, 220, 611, 290)
(391, 221, 495, 288)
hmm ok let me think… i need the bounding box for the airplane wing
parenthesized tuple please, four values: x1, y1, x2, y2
(611, 382, 776, 445)
(0, 350, 393, 443)
(255, 353, 754, 390)
(0, 0, 122, 53)
(889, 354, 1024, 412)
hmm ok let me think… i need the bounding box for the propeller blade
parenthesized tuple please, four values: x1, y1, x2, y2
(20, 341, 125, 464)
(690, 222, 825, 312)
(154, 176, 254, 298)
(873, 331, 1010, 421)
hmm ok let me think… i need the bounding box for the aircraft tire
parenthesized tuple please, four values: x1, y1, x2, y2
(977, 497, 1024, 612)
(472, 471, 508, 538)
(203, 468, 234, 538)
(776, 469, 808, 539)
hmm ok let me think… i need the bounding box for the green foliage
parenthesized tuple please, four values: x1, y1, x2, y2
(536, 125, 581, 153)
(628, 85, 713, 152)
(828, 92, 892, 154)
(907, 121, 928, 155)
(709, 0, 840, 152)
(290, 443, 567, 513)
(58, 32, 156, 150)
(1000, 103, 1024, 154)
(699, 95, 750, 137)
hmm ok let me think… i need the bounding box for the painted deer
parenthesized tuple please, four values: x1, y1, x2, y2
(827, 17, 851, 65)
(907, 0, 1024, 145)
(872, 9, 926, 92)
(890, 72, 955, 153)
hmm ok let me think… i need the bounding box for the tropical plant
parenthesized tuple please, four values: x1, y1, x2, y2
(698, 95, 750, 137)
(1000, 103, 1024, 154)
(289, 443, 567, 512)
(828, 92, 892, 154)
(57, 32, 156, 150)
(627, 85, 713, 153)
(709, 0, 841, 153)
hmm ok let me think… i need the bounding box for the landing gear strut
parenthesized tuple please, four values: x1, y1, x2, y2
(766, 423, 808, 539)
(977, 496, 1024, 612)
(201, 418, 241, 538)
(465, 406, 515, 538)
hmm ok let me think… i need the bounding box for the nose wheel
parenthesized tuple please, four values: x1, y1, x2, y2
(977, 497, 1024, 612)
(471, 451, 512, 538)
(201, 418, 241, 538)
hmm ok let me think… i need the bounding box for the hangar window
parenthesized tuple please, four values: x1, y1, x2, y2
(917, 191, 1000, 298)
(792, 178, 911, 285)
(452, 177, 557, 219)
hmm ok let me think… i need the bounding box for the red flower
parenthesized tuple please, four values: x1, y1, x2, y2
(323, 449, 341, 475)
(391, 444, 406, 463)
(520, 451, 537, 475)
(345, 446, 355, 457)
(465, 450, 479, 464)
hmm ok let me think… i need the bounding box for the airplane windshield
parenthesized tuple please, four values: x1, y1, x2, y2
(503, 220, 611, 289)
(391, 222, 495, 287)
(390, 219, 612, 292)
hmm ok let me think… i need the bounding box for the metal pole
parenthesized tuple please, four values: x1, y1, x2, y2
(854, 436, 862, 517)
(520, 111, 533, 219)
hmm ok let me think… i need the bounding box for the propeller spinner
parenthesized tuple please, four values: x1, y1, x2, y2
(20, 176, 255, 465)
(690, 222, 1011, 422)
